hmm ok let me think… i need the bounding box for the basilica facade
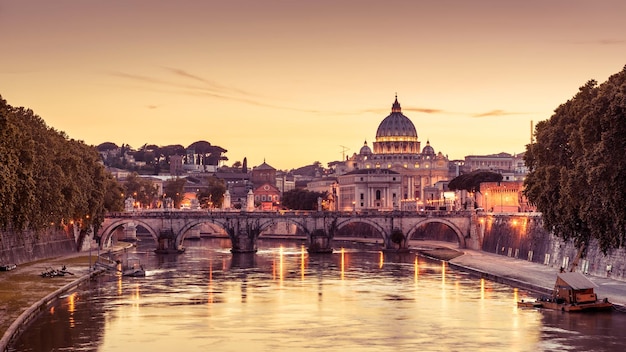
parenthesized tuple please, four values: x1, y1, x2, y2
(334, 96, 452, 211)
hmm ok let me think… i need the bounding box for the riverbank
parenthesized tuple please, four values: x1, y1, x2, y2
(412, 240, 626, 308)
(0, 244, 132, 350)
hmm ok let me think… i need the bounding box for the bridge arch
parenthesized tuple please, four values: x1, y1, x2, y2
(334, 217, 387, 240)
(99, 218, 160, 247)
(407, 218, 466, 248)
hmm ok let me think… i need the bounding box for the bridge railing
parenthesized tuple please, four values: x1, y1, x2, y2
(106, 208, 476, 218)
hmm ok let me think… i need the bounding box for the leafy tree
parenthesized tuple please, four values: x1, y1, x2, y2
(164, 178, 187, 208)
(197, 176, 226, 208)
(103, 175, 125, 212)
(448, 170, 503, 193)
(123, 172, 158, 208)
(281, 189, 327, 210)
(524, 65, 626, 254)
(0, 96, 109, 235)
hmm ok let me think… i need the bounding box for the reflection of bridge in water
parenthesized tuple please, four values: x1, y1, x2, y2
(99, 210, 481, 253)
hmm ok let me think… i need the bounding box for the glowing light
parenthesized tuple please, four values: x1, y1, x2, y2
(414, 256, 419, 284)
(208, 260, 213, 304)
(378, 251, 384, 269)
(300, 245, 306, 281)
(441, 261, 446, 287)
(279, 246, 284, 285)
(117, 273, 122, 295)
(480, 278, 485, 300)
(67, 292, 77, 328)
(341, 248, 345, 280)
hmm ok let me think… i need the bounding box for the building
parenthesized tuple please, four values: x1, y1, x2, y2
(337, 169, 402, 211)
(251, 160, 276, 188)
(477, 181, 535, 213)
(334, 96, 452, 209)
(463, 152, 528, 181)
(253, 183, 281, 211)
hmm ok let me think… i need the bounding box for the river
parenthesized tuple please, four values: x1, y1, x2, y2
(10, 238, 626, 351)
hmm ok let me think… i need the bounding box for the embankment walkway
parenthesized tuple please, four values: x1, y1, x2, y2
(414, 241, 626, 307)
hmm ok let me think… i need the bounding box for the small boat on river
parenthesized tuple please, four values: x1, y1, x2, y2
(518, 272, 613, 312)
(120, 258, 146, 277)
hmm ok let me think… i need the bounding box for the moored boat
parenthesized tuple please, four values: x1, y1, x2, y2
(518, 272, 613, 312)
(120, 257, 146, 277)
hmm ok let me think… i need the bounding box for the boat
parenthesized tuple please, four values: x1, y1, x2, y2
(518, 272, 613, 312)
(121, 258, 146, 277)
(0, 263, 17, 271)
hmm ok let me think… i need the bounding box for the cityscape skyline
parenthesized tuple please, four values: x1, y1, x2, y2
(1, 0, 626, 170)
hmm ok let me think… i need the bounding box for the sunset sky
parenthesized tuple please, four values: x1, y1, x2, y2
(2, 0, 625, 170)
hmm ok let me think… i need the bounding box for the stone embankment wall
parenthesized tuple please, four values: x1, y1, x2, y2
(0, 227, 76, 265)
(478, 213, 626, 281)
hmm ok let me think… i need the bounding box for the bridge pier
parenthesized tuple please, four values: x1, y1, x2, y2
(225, 218, 262, 253)
(308, 230, 333, 253)
(155, 229, 185, 254)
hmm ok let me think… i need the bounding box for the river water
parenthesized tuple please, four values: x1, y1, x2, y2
(11, 238, 626, 352)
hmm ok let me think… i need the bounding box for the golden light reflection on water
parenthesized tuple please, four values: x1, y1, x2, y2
(116, 274, 122, 296)
(379, 251, 384, 269)
(279, 246, 284, 285)
(340, 248, 345, 280)
(132, 283, 140, 310)
(207, 260, 214, 304)
(414, 256, 419, 285)
(441, 261, 447, 287)
(481, 278, 485, 300)
(67, 292, 76, 328)
(300, 245, 306, 281)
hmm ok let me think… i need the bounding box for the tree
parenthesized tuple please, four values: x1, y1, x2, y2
(0, 96, 110, 234)
(524, 65, 626, 254)
(164, 178, 187, 208)
(281, 189, 327, 210)
(103, 175, 125, 212)
(448, 170, 503, 193)
(197, 176, 226, 208)
(123, 173, 158, 208)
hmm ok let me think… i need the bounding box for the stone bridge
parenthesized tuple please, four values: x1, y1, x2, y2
(98, 210, 481, 253)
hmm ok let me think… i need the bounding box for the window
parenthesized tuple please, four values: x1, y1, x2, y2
(360, 193, 364, 200)
(376, 190, 381, 200)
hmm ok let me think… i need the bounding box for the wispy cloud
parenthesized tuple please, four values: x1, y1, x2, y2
(472, 110, 528, 118)
(570, 39, 626, 46)
(360, 106, 447, 115)
(109, 69, 530, 118)
(108, 68, 332, 114)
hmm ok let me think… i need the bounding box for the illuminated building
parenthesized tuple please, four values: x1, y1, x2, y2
(336, 96, 452, 210)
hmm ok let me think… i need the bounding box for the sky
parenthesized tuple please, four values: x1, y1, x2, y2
(1, 0, 626, 170)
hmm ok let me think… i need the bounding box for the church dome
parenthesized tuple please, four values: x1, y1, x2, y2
(359, 140, 372, 155)
(422, 140, 435, 155)
(375, 97, 418, 142)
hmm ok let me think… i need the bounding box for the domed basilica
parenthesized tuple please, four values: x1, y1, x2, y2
(334, 96, 452, 210)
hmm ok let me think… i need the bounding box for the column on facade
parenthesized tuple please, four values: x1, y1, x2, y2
(407, 176, 414, 200)
(384, 187, 390, 209)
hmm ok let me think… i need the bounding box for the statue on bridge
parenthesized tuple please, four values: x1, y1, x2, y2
(124, 197, 135, 212)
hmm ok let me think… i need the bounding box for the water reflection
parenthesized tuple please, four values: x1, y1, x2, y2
(11, 238, 626, 352)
